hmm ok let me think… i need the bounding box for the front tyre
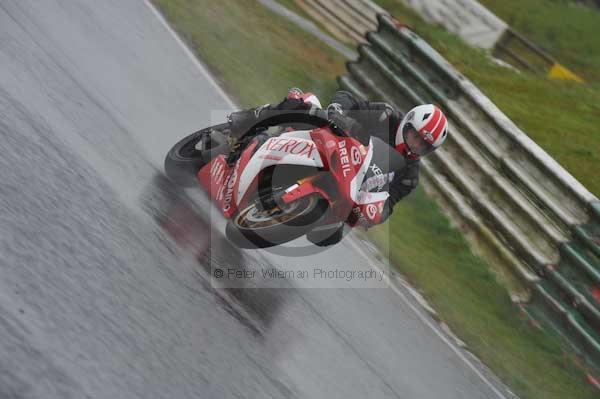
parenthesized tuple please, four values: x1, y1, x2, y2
(164, 123, 229, 187)
(226, 195, 328, 248)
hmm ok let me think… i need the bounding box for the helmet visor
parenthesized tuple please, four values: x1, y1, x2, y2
(403, 125, 435, 156)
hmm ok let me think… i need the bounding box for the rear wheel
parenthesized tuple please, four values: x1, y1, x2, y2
(164, 123, 230, 187)
(226, 195, 328, 248)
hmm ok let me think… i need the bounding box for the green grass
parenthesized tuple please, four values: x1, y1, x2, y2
(375, 0, 600, 196)
(153, 0, 598, 398)
(478, 0, 600, 82)
(152, 0, 346, 108)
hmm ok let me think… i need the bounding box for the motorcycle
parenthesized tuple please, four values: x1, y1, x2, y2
(164, 95, 405, 248)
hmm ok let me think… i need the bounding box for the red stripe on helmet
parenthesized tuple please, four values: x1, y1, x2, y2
(395, 143, 406, 152)
(421, 107, 441, 136)
(432, 113, 447, 141)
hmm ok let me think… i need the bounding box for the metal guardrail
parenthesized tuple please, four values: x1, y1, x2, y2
(296, 0, 385, 43)
(321, 9, 600, 370)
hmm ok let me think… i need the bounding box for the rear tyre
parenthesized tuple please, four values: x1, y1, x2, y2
(226, 195, 328, 248)
(164, 123, 230, 187)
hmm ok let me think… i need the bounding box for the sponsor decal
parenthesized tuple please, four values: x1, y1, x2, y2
(210, 159, 222, 176)
(361, 164, 387, 192)
(223, 160, 240, 212)
(366, 204, 378, 220)
(217, 185, 225, 201)
(370, 163, 382, 176)
(326, 140, 336, 149)
(210, 159, 227, 186)
(264, 137, 317, 159)
(338, 140, 351, 177)
(259, 154, 283, 162)
(352, 206, 367, 225)
(351, 146, 361, 166)
(406, 111, 415, 122)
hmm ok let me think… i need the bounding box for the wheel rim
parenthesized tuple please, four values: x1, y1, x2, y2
(235, 197, 313, 229)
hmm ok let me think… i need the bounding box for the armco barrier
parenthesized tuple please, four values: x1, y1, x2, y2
(296, 0, 386, 43)
(336, 12, 600, 369)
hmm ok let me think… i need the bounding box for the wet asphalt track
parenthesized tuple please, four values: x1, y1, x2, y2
(0, 1, 517, 398)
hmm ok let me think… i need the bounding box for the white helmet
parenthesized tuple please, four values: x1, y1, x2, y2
(395, 104, 448, 157)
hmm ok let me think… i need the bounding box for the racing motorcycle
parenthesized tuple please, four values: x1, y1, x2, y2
(164, 95, 405, 248)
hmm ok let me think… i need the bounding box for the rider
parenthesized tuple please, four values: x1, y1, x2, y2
(227, 88, 449, 246)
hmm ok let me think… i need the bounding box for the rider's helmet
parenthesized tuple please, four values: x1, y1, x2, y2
(395, 104, 448, 157)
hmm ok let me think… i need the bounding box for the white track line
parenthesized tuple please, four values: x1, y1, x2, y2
(146, 2, 510, 397)
(143, 0, 238, 111)
(350, 235, 510, 399)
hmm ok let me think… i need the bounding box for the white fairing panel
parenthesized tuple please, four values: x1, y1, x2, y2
(236, 131, 324, 205)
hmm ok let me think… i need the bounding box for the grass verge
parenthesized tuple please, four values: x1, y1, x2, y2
(152, 0, 345, 107)
(153, 0, 597, 397)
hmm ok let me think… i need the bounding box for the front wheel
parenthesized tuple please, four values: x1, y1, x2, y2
(226, 195, 328, 248)
(164, 123, 230, 187)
